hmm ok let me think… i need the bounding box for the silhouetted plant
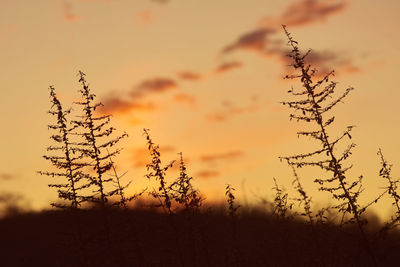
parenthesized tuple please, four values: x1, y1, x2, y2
(143, 128, 174, 214)
(315, 207, 331, 225)
(225, 184, 244, 266)
(39, 86, 85, 210)
(225, 184, 240, 217)
(72, 71, 127, 206)
(72, 71, 127, 243)
(272, 177, 294, 220)
(280, 26, 378, 265)
(143, 129, 192, 266)
(289, 164, 314, 224)
(39, 86, 87, 265)
(170, 152, 202, 212)
(377, 149, 400, 235)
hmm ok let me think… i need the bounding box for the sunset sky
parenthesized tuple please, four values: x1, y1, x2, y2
(1, 0, 399, 219)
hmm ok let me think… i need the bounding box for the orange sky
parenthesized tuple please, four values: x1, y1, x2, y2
(1, 0, 400, 220)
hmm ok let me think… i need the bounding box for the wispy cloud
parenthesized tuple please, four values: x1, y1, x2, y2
(200, 150, 244, 163)
(151, 0, 170, 4)
(63, 2, 80, 22)
(215, 61, 244, 74)
(4, 25, 16, 32)
(177, 71, 203, 81)
(99, 94, 156, 115)
(99, 76, 178, 116)
(132, 77, 178, 97)
(206, 98, 259, 122)
(277, 47, 360, 77)
(221, 0, 353, 75)
(301, 49, 360, 75)
(224, 0, 348, 54)
(195, 170, 220, 179)
(274, 0, 347, 28)
(135, 10, 154, 25)
(0, 173, 14, 181)
(222, 29, 276, 54)
(173, 93, 197, 106)
(78, 0, 115, 2)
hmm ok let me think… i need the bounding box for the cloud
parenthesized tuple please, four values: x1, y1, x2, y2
(132, 77, 178, 98)
(224, 0, 348, 55)
(206, 98, 259, 122)
(173, 93, 197, 106)
(151, 0, 170, 3)
(63, 2, 80, 22)
(221, 1, 351, 74)
(206, 114, 226, 122)
(177, 71, 202, 81)
(200, 151, 244, 162)
(79, 0, 114, 2)
(215, 61, 244, 74)
(303, 49, 359, 75)
(220, 0, 361, 77)
(222, 29, 276, 54)
(135, 10, 154, 25)
(4, 25, 16, 32)
(195, 170, 220, 179)
(99, 76, 178, 116)
(277, 47, 360, 77)
(0, 173, 14, 181)
(99, 94, 156, 115)
(277, 0, 347, 28)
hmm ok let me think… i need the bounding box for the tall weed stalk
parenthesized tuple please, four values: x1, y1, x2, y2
(39, 86, 87, 265)
(170, 152, 202, 213)
(72, 71, 127, 245)
(377, 149, 400, 235)
(143, 128, 174, 214)
(280, 26, 378, 265)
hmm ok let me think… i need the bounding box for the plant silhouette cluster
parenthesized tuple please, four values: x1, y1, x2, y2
(39, 72, 141, 265)
(225, 184, 240, 217)
(38, 86, 85, 211)
(271, 178, 294, 220)
(144, 129, 202, 215)
(72, 71, 128, 208)
(280, 25, 365, 225)
(40, 72, 131, 213)
(377, 149, 400, 235)
(170, 152, 203, 212)
(277, 25, 400, 266)
(143, 128, 175, 214)
(39, 76, 207, 265)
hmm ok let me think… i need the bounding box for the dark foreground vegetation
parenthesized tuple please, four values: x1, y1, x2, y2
(0, 207, 399, 267)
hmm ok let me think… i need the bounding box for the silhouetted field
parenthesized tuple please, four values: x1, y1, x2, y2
(0, 207, 399, 267)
